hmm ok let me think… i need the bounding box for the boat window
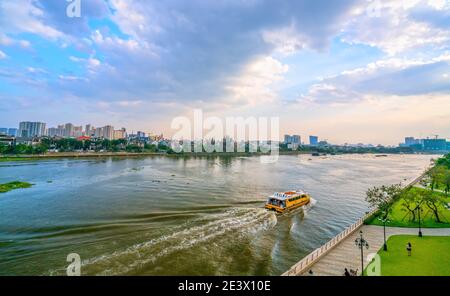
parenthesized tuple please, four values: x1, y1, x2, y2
(269, 199, 281, 206)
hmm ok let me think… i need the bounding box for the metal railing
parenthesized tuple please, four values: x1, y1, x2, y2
(282, 210, 375, 276)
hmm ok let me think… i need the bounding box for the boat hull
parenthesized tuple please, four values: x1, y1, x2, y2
(265, 197, 310, 214)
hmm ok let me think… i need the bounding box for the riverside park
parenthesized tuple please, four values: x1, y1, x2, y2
(364, 153, 450, 276)
(364, 154, 450, 276)
(283, 153, 450, 276)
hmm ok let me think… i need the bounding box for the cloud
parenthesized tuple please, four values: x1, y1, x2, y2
(341, 0, 450, 55)
(58, 75, 88, 82)
(47, 0, 362, 107)
(298, 54, 450, 104)
(292, 93, 450, 145)
(409, 1, 450, 28)
(36, 0, 110, 37)
(0, 33, 31, 48)
(1, 0, 450, 143)
(0, 50, 7, 59)
(0, 0, 63, 40)
(224, 56, 289, 106)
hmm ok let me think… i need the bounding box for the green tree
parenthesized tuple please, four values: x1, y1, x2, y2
(126, 144, 143, 153)
(400, 190, 423, 222)
(157, 142, 169, 151)
(366, 184, 403, 220)
(422, 190, 444, 223)
(83, 140, 92, 151)
(426, 166, 446, 191)
(144, 143, 157, 152)
(436, 153, 450, 169)
(13, 144, 33, 154)
(0, 143, 11, 154)
(443, 170, 450, 196)
(33, 143, 48, 154)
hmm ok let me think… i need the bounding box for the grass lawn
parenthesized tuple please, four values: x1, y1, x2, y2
(0, 181, 33, 193)
(365, 235, 450, 276)
(0, 157, 36, 162)
(366, 187, 450, 228)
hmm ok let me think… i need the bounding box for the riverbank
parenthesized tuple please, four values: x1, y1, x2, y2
(0, 151, 274, 162)
(0, 151, 435, 162)
(0, 152, 165, 162)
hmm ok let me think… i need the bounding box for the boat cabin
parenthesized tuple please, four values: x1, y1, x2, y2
(265, 190, 310, 213)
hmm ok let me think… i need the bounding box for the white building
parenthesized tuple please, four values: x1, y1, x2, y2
(18, 122, 46, 137)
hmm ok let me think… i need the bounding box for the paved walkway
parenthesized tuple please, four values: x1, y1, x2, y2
(301, 225, 450, 276)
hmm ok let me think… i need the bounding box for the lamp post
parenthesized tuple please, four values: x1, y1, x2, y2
(378, 215, 389, 251)
(417, 204, 423, 237)
(355, 231, 369, 276)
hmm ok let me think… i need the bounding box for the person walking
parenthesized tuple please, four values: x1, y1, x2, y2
(406, 242, 412, 256)
(344, 268, 351, 276)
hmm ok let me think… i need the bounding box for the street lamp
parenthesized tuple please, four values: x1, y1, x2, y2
(378, 214, 389, 251)
(355, 231, 369, 276)
(416, 204, 423, 237)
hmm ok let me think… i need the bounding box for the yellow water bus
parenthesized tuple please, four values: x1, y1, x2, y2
(265, 190, 311, 213)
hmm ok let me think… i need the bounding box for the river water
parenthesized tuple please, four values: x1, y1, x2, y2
(0, 154, 433, 275)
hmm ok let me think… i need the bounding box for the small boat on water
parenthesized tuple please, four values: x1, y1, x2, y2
(265, 190, 311, 214)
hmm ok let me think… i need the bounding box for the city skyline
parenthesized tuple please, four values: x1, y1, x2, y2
(2, 120, 449, 148)
(1, 1, 450, 145)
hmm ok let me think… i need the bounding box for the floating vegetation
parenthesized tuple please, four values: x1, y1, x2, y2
(130, 167, 144, 172)
(0, 181, 33, 193)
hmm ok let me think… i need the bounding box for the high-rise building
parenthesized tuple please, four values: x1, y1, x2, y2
(47, 128, 60, 137)
(0, 128, 7, 135)
(113, 128, 127, 140)
(283, 134, 301, 150)
(18, 122, 46, 137)
(47, 125, 65, 137)
(85, 124, 92, 136)
(137, 131, 146, 139)
(102, 125, 114, 140)
(284, 134, 301, 145)
(73, 126, 83, 137)
(404, 137, 421, 146)
(8, 128, 18, 137)
(423, 138, 447, 151)
(405, 137, 415, 146)
(64, 123, 74, 138)
(94, 127, 103, 138)
(309, 136, 319, 146)
(292, 135, 301, 144)
(284, 135, 291, 144)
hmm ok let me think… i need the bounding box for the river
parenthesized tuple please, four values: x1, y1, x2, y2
(0, 154, 433, 275)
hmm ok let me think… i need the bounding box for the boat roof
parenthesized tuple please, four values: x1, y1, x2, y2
(269, 190, 307, 200)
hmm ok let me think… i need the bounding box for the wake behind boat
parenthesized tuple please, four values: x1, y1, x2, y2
(265, 190, 311, 214)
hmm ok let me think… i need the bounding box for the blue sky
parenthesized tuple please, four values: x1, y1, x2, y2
(1, 0, 450, 144)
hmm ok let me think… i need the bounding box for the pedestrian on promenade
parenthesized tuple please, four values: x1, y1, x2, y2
(344, 268, 351, 276)
(406, 242, 412, 256)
